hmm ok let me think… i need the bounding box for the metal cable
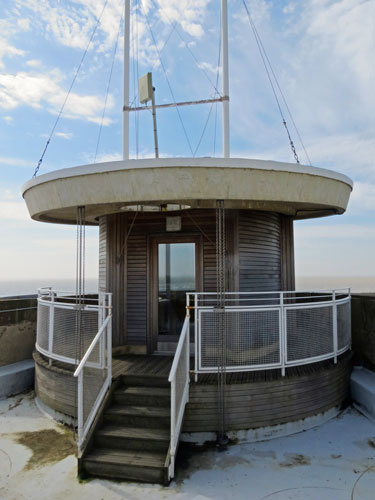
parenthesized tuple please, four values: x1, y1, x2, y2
(216, 200, 227, 446)
(149, 0, 221, 96)
(33, 0, 109, 177)
(194, 102, 215, 157)
(94, 11, 123, 163)
(242, 0, 301, 164)
(140, 0, 194, 155)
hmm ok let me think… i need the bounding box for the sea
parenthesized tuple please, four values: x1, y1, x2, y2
(0, 276, 374, 297)
(0, 278, 99, 298)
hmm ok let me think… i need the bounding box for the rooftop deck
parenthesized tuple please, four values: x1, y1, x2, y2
(1, 391, 374, 499)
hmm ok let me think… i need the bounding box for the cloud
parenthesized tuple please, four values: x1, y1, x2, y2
(26, 59, 42, 67)
(0, 70, 114, 124)
(0, 156, 35, 168)
(55, 132, 73, 140)
(295, 223, 375, 242)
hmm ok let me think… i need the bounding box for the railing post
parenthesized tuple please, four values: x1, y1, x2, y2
(48, 291, 55, 367)
(170, 377, 176, 478)
(77, 371, 83, 451)
(194, 293, 198, 383)
(332, 290, 338, 363)
(186, 316, 190, 403)
(107, 294, 112, 384)
(280, 292, 286, 376)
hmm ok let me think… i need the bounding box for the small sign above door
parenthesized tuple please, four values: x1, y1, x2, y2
(166, 216, 182, 232)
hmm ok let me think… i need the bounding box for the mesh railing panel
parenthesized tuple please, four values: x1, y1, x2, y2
(337, 301, 351, 350)
(286, 306, 333, 362)
(199, 309, 280, 370)
(82, 366, 108, 424)
(36, 302, 50, 351)
(52, 306, 99, 363)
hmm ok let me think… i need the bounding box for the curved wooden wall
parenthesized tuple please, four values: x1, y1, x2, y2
(182, 355, 351, 433)
(34, 351, 351, 433)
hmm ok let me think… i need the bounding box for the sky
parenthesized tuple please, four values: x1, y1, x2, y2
(0, 0, 374, 285)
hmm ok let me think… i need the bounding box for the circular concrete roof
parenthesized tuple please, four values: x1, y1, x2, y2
(22, 158, 353, 225)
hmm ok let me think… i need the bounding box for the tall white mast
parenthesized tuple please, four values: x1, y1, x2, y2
(123, 0, 130, 160)
(221, 0, 230, 158)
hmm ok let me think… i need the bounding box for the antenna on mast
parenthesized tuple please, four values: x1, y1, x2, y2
(221, 0, 230, 158)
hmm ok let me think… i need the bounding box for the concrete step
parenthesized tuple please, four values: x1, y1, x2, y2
(114, 385, 170, 407)
(104, 404, 170, 428)
(351, 366, 375, 418)
(82, 448, 167, 485)
(95, 424, 170, 452)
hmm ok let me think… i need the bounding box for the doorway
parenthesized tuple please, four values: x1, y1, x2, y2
(150, 235, 202, 353)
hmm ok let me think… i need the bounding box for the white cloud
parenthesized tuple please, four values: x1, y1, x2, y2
(26, 59, 42, 67)
(55, 132, 73, 140)
(0, 70, 114, 124)
(3, 115, 13, 123)
(0, 156, 34, 168)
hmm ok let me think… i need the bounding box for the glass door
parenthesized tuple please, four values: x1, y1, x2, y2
(158, 242, 195, 337)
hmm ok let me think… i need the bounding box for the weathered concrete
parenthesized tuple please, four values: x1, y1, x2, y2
(351, 366, 375, 420)
(0, 360, 34, 399)
(1, 393, 374, 499)
(22, 158, 352, 224)
(351, 294, 375, 371)
(0, 297, 37, 367)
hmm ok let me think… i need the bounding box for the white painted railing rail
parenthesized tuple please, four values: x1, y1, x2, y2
(188, 289, 351, 379)
(35, 288, 112, 450)
(168, 314, 190, 480)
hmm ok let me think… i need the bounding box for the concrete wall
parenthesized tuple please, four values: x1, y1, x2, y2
(0, 296, 37, 367)
(351, 294, 375, 371)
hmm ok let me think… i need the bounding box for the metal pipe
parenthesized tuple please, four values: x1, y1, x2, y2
(123, 0, 130, 160)
(151, 88, 159, 158)
(221, 0, 230, 158)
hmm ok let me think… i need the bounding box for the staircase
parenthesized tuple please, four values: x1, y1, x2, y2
(80, 374, 172, 485)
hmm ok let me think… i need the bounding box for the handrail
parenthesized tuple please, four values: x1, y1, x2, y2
(168, 315, 190, 480)
(168, 316, 189, 383)
(74, 314, 111, 377)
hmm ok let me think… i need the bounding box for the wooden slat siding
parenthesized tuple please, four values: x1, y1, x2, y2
(106, 214, 126, 348)
(98, 216, 107, 293)
(239, 211, 282, 292)
(104, 209, 228, 347)
(182, 355, 351, 432)
(33, 352, 77, 417)
(280, 215, 295, 291)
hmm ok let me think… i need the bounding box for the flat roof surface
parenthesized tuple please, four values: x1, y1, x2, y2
(1, 392, 374, 499)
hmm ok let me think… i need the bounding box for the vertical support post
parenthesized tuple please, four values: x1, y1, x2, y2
(170, 378, 176, 477)
(348, 287, 352, 350)
(186, 316, 190, 403)
(48, 291, 55, 366)
(107, 294, 112, 383)
(77, 371, 83, 450)
(221, 0, 230, 158)
(194, 294, 198, 383)
(151, 88, 159, 158)
(332, 290, 338, 363)
(123, 0, 130, 160)
(280, 292, 286, 376)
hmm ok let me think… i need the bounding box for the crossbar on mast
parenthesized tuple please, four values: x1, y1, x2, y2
(124, 96, 228, 112)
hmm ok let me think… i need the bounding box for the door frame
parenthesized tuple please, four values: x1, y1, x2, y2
(148, 233, 203, 353)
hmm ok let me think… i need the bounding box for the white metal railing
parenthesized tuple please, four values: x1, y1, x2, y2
(74, 299, 112, 450)
(36, 288, 111, 367)
(36, 288, 112, 449)
(168, 313, 190, 480)
(188, 289, 351, 379)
